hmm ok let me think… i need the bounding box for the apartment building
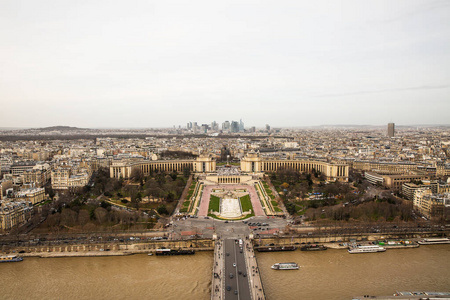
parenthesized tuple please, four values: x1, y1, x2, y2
(414, 189, 450, 220)
(51, 164, 91, 190)
(23, 168, 51, 187)
(0, 200, 33, 231)
(15, 187, 45, 205)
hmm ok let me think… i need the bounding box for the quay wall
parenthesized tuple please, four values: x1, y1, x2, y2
(253, 232, 448, 247)
(1, 239, 214, 258)
(2, 231, 447, 258)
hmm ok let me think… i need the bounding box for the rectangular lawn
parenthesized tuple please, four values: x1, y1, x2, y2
(239, 194, 253, 213)
(209, 195, 220, 212)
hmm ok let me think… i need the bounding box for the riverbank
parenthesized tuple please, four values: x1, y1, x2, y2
(19, 247, 215, 258)
(2, 234, 447, 258)
(1, 238, 214, 258)
(19, 248, 167, 258)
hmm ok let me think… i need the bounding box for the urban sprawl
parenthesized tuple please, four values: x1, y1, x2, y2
(0, 122, 449, 232)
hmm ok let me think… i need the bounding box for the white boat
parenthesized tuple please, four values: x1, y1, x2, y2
(348, 245, 386, 254)
(271, 262, 299, 270)
(417, 238, 450, 245)
(0, 255, 23, 263)
(148, 253, 153, 256)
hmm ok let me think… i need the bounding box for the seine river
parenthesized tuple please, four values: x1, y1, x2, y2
(1, 246, 449, 300)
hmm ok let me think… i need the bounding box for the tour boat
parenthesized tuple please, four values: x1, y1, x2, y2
(271, 262, 299, 270)
(0, 255, 23, 263)
(348, 245, 386, 254)
(417, 238, 450, 245)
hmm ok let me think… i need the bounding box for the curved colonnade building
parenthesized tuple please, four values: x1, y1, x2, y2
(240, 152, 348, 181)
(110, 152, 349, 182)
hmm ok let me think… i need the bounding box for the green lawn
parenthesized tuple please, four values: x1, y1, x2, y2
(209, 195, 220, 212)
(217, 162, 240, 166)
(36, 199, 52, 206)
(186, 181, 197, 199)
(271, 200, 279, 207)
(240, 194, 253, 213)
(261, 181, 275, 198)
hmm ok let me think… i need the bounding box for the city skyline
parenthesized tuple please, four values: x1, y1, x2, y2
(1, 1, 450, 128)
(2, 121, 450, 131)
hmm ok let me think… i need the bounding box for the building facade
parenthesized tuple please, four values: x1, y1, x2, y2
(240, 152, 349, 182)
(365, 171, 430, 192)
(15, 187, 46, 205)
(0, 200, 33, 231)
(23, 168, 51, 187)
(353, 160, 418, 173)
(110, 154, 216, 179)
(110, 152, 350, 182)
(414, 189, 449, 220)
(51, 165, 91, 190)
(388, 123, 395, 137)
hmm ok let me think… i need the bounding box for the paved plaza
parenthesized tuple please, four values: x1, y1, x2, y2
(220, 198, 242, 218)
(198, 184, 265, 218)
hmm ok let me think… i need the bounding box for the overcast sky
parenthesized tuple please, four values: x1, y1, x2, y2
(1, 0, 449, 128)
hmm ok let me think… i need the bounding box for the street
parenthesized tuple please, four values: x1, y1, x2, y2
(223, 239, 251, 300)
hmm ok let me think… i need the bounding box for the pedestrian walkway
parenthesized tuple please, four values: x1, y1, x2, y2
(243, 239, 266, 300)
(211, 239, 224, 300)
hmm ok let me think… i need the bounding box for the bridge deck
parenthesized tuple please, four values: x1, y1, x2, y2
(212, 238, 265, 300)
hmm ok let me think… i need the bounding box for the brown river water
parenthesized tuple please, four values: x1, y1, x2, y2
(0, 246, 449, 300)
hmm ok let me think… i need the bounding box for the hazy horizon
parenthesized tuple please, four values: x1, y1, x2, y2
(1, 1, 449, 128)
(2, 123, 450, 131)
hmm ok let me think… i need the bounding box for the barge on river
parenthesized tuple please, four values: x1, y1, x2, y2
(417, 238, 450, 245)
(301, 244, 327, 251)
(155, 249, 195, 256)
(256, 246, 296, 252)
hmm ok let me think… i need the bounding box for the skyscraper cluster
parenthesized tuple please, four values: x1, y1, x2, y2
(187, 120, 246, 133)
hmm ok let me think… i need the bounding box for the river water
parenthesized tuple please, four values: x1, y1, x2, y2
(0, 246, 449, 300)
(257, 245, 450, 300)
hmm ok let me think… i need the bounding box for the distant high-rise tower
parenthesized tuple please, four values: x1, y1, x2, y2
(387, 123, 395, 137)
(222, 121, 230, 132)
(231, 121, 239, 133)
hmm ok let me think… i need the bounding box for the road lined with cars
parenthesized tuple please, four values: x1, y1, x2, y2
(223, 238, 251, 300)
